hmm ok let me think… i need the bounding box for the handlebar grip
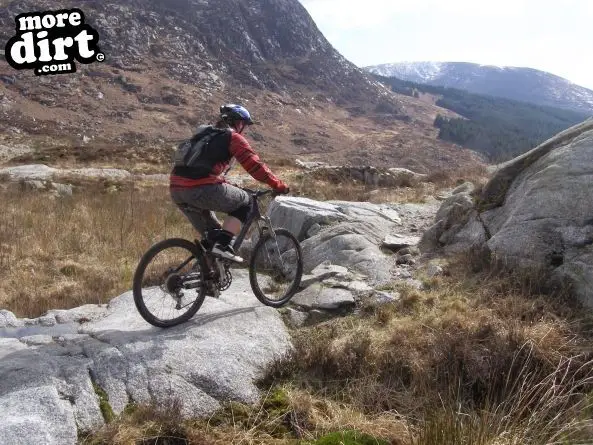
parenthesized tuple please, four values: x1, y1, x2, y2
(242, 187, 286, 197)
(274, 188, 290, 196)
(254, 189, 274, 198)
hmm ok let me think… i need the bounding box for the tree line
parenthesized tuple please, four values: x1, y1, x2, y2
(374, 74, 591, 161)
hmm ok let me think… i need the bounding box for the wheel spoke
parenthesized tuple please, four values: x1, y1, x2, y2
(173, 256, 194, 273)
(249, 229, 303, 307)
(133, 240, 207, 328)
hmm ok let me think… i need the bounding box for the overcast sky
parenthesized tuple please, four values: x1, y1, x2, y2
(299, 0, 593, 90)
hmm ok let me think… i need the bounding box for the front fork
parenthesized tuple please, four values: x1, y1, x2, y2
(257, 216, 275, 238)
(257, 217, 286, 273)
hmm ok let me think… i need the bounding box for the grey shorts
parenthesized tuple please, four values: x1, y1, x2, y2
(170, 183, 251, 235)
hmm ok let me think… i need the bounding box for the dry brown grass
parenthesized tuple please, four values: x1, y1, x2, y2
(74, 215, 593, 444)
(285, 165, 489, 203)
(285, 388, 410, 444)
(291, 175, 431, 203)
(285, 256, 593, 444)
(82, 285, 593, 445)
(81, 385, 409, 445)
(0, 164, 458, 318)
(0, 181, 193, 317)
(6, 167, 590, 444)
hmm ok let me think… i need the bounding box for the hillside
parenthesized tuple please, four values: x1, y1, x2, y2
(375, 74, 590, 161)
(0, 0, 483, 173)
(366, 61, 593, 114)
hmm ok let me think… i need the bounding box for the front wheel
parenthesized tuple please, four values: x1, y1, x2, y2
(249, 228, 303, 307)
(133, 238, 207, 328)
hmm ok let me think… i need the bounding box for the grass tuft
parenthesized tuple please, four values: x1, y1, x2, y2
(310, 430, 389, 445)
(92, 382, 115, 424)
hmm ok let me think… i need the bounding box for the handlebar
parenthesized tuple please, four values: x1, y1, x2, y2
(241, 188, 286, 198)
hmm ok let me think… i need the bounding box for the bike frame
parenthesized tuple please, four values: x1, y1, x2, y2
(185, 189, 290, 300)
(232, 190, 273, 250)
(190, 189, 275, 262)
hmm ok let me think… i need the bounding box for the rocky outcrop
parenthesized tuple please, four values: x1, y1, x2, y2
(0, 270, 291, 444)
(250, 196, 433, 321)
(298, 163, 427, 187)
(0, 164, 132, 183)
(0, 164, 167, 197)
(292, 262, 374, 312)
(421, 119, 593, 306)
(268, 197, 433, 284)
(281, 260, 400, 326)
(261, 196, 438, 320)
(0, 386, 78, 445)
(299, 224, 393, 283)
(0, 143, 34, 163)
(0, 164, 175, 194)
(419, 182, 486, 254)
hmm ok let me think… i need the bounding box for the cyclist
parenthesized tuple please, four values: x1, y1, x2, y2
(170, 104, 289, 263)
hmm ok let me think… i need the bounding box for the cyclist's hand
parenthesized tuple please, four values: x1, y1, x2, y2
(274, 182, 290, 195)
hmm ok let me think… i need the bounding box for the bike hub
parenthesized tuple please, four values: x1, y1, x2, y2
(164, 273, 182, 293)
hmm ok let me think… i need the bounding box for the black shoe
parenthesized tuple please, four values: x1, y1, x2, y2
(211, 243, 244, 263)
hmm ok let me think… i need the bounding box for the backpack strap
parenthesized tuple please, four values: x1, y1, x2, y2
(187, 126, 231, 164)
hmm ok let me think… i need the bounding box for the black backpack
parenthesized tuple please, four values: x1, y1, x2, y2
(173, 125, 229, 168)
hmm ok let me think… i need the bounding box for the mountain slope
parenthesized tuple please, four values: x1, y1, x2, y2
(375, 74, 589, 161)
(366, 62, 593, 114)
(0, 0, 483, 172)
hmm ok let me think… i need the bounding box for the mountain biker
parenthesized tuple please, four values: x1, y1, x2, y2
(169, 104, 289, 263)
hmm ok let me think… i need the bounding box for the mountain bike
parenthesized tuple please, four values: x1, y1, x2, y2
(132, 188, 303, 328)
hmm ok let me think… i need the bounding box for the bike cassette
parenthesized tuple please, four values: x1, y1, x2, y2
(164, 273, 183, 293)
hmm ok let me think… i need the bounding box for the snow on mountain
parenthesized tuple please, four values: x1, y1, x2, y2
(366, 61, 593, 114)
(370, 61, 444, 83)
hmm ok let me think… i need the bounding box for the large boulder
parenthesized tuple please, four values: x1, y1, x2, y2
(421, 118, 593, 306)
(269, 197, 402, 243)
(0, 270, 292, 444)
(267, 197, 350, 241)
(299, 223, 392, 283)
(268, 198, 410, 284)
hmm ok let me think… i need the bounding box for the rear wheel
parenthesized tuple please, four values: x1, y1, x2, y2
(133, 238, 207, 328)
(249, 228, 303, 307)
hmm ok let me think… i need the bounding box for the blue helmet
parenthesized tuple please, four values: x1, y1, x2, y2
(220, 104, 254, 125)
